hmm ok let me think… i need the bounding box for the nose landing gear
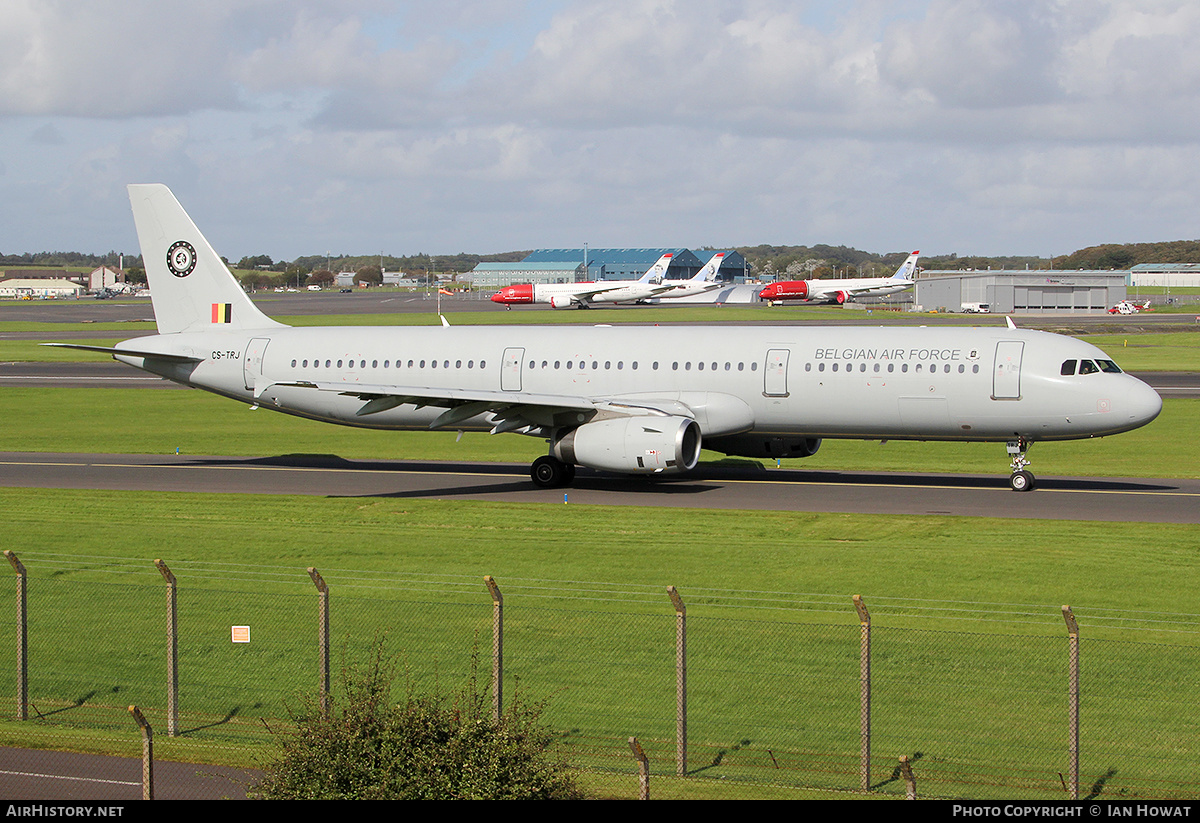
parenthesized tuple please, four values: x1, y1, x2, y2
(1007, 438, 1035, 492)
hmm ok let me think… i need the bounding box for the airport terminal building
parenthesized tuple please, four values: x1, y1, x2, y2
(913, 270, 1128, 313)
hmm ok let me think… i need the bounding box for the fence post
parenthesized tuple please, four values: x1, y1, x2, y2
(628, 736, 650, 800)
(1062, 605, 1080, 800)
(307, 568, 330, 713)
(484, 576, 503, 723)
(899, 754, 916, 799)
(154, 560, 178, 737)
(853, 594, 872, 791)
(667, 585, 687, 776)
(129, 705, 153, 800)
(3, 551, 27, 721)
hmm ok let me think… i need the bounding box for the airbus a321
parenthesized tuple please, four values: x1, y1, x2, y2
(53, 186, 1161, 493)
(490, 253, 675, 308)
(759, 251, 920, 305)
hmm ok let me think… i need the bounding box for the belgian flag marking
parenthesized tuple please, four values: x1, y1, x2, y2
(211, 303, 232, 324)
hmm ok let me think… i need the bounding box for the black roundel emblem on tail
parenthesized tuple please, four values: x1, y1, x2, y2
(167, 240, 196, 277)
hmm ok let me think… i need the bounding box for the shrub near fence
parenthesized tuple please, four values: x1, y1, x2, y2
(0, 552, 1198, 800)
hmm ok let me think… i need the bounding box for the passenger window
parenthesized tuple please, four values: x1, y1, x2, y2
(1061, 360, 1077, 375)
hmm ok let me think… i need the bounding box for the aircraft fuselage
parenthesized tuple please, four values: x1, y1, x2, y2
(117, 323, 1160, 445)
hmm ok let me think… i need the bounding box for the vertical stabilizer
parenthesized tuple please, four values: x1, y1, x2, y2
(128, 184, 286, 334)
(638, 253, 674, 283)
(892, 251, 920, 280)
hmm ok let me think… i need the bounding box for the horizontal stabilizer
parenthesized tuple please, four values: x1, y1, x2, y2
(40, 343, 203, 363)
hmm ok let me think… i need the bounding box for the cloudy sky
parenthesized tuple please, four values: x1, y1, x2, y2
(2, 0, 1199, 262)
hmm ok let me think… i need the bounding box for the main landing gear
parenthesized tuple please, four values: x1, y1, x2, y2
(1007, 438, 1035, 492)
(531, 455, 576, 489)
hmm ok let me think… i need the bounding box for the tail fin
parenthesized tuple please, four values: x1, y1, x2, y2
(892, 250, 920, 280)
(638, 253, 674, 283)
(689, 252, 725, 282)
(128, 184, 286, 334)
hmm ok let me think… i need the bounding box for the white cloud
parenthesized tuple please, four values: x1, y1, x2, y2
(3, 1, 1200, 258)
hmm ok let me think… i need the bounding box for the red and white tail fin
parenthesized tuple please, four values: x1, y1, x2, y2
(638, 253, 674, 283)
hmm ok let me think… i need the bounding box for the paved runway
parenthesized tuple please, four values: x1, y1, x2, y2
(2, 451, 1197, 523)
(0, 746, 256, 800)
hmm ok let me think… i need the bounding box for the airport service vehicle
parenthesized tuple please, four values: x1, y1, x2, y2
(53, 187, 1161, 492)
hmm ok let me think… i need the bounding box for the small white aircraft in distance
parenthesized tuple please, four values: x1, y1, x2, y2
(655, 253, 726, 300)
(758, 251, 920, 305)
(490, 253, 676, 309)
(50, 186, 1161, 492)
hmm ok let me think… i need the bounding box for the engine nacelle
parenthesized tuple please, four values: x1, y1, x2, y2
(553, 416, 701, 475)
(705, 435, 822, 460)
(549, 294, 578, 309)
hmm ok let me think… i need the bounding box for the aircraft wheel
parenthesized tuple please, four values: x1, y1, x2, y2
(1009, 470, 1036, 492)
(531, 455, 573, 488)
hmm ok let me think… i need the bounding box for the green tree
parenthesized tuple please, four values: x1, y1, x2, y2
(251, 641, 582, 800)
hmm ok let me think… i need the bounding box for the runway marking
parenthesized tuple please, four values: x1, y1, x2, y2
(0, 768, 139, 787)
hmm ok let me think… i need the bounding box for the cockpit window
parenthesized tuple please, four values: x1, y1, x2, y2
(1096, 359, 1122, 373)
(1060, 360, 1076, 376)
(1078, 360, 1099, 375)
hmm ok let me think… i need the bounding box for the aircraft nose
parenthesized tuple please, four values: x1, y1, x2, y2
(490, 292, 503, 302)
(1128, 377, 1163, 427)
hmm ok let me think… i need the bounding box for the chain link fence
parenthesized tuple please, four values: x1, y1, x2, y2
(0, 551, 1197, 800)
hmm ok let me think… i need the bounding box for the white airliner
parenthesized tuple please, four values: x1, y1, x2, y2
(656, 253, 726, 300)
(490, 253, 676, 309)
(52, 186, 1161, 492)
(759, 251, 920, 305)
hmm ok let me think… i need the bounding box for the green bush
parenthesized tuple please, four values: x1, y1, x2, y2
(251, 641, 582, 799)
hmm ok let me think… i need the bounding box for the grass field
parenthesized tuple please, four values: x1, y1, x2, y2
(2, 490, 1199, 798)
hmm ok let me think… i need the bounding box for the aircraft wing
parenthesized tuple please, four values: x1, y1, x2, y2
(273, 379, 695, 434)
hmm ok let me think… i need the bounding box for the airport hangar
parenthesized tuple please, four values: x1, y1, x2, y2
(470, 248, 749, 289)
(911, 269, 1129, 313)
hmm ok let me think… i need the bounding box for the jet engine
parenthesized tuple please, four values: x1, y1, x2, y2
(705, 434, 822, 460)
(549, 294, 578, 309)
(552, 416, 701, 474)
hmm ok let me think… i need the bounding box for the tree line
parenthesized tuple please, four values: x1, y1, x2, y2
(7, 239, 1199, 287)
